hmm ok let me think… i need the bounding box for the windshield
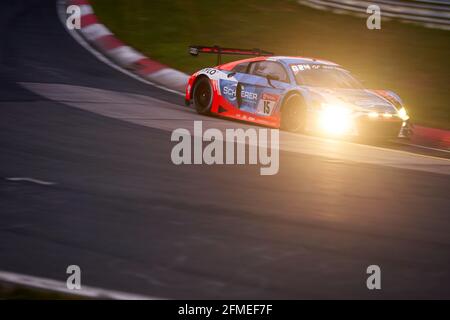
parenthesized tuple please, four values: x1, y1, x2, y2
(291, 64, 363, 89)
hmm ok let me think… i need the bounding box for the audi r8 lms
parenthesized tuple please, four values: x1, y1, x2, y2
(185, 46, 411, 139)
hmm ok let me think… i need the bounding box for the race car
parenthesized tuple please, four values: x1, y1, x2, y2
(185, 45, 411, 139)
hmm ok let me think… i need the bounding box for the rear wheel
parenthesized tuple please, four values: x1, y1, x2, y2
(193, 77, 213, 115)
(280, 94, 307, 132)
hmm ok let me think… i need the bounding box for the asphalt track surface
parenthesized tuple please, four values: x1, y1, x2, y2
(1, 0, 450, 299)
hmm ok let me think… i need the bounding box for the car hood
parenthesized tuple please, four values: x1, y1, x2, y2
(307, 87, 398, 113)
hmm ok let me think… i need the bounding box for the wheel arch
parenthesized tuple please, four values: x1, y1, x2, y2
(190, 74, 211, 100)
(279, 89, 306, 113)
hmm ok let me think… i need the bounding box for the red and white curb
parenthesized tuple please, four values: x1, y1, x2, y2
(60, 0, 188, 94)
(411, 125, 450, 150)
(0, 270, 159, 300)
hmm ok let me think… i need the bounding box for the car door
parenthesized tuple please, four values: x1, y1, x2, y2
(236, 61, 290, 116)
(218, 62, 249, 108)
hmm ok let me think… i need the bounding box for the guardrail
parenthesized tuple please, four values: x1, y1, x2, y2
(298, 0, 450, 30)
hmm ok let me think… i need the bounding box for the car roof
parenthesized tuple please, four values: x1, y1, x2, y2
(218, 56, 339, 71)
(270, 56, 339, 66)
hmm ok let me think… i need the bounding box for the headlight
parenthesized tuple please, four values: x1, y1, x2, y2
(398, 107, 409, 121)
(368, 111, 379, 118)
(318, 103, 353, 135)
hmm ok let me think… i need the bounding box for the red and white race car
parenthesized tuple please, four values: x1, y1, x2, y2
(185, 46, 411, 139)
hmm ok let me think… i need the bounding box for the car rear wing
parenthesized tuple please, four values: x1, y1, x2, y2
(188, 45, 274, 65)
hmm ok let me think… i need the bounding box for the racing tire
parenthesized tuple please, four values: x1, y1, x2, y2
(193, 77, 213, 115)
(280, 94, 307, 132)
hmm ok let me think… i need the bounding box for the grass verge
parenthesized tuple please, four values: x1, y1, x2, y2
(90, 0, 450, 129)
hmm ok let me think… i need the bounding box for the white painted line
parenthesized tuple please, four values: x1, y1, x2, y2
(5, 177, 56, 186)
(56, 0, 185, 96)
(0, 270, 160, 300)
(395, 141, 450, 154)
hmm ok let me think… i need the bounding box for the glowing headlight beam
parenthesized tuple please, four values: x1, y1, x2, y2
(318, 103, 353, 135)
(398, 107, 409, 121)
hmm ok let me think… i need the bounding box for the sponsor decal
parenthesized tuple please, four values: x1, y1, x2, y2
(291, 64, 340, 74)
(291, 64, 322, 73)
(262, 93, 279, 102)
(241, 89, 258, 101)
(222, 83, 237, 101)
(221, 82, 258, 102)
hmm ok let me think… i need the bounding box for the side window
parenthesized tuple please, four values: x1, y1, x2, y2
(249, 61, 289, 83)
(232, 62, 249, 73)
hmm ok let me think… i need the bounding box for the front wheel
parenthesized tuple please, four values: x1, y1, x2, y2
(280, 94, 307, 132)
(193, 77, 213, 115)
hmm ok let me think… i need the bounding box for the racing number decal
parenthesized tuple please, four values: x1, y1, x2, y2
(202, 68, 217, 75)
(264, 101, 271, 114)
(257, 93, 279, 116)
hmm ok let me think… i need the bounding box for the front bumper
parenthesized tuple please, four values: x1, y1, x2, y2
(355, 117, 403, 138)
(309, 110, 406, 139)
